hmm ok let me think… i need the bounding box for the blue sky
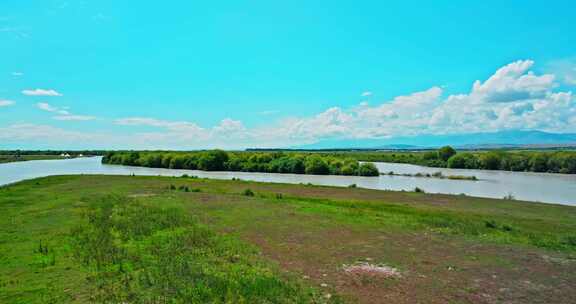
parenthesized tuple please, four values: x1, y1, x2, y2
(1, 1, 576, 149)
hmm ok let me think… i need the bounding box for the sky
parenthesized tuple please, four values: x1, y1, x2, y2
(1, 0, 576, 149)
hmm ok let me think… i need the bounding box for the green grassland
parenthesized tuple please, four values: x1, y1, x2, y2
(1, 175, 575, 303)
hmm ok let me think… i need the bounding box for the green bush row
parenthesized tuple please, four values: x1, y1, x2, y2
(102, 150, 380, 176)
(327, 146, 576, 174)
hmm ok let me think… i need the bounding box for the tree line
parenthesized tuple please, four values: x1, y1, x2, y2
(102, 150, 381, 176)
(326, 147, 576, 174)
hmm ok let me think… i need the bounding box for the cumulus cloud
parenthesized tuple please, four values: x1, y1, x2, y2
(470, 60, 555, 103)
(109, 60, 575, 148)
(22, 89, 63, 96)
(0, 99, 15, 107)
(5, 59, 575, 149)
(275, 60, 574, 140)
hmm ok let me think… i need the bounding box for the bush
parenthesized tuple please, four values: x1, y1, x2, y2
(357, 163, 380, 176)
(242, 189, 255, 197)
(414, 187, 425, 193)
(479, 152, 502, 170)
(198, 150, 229, 171)
(447, 153, 479, 169)
(438, 146, 457, 161)
(304, 156, 329, 175)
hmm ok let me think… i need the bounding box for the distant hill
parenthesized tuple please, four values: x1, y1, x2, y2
(294, 131, 576, 150)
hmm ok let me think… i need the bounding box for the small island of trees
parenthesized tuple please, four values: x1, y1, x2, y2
(102, 150, 381, 177)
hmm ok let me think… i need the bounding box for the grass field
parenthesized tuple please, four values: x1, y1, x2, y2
(1, 175, 575, 303)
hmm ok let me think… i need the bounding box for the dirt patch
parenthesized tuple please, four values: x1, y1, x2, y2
(343, 263, 402, 279)
(127, 193, 157, 198)
(239, 223, 576, 304)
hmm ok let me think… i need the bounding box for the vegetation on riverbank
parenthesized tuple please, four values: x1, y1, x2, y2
(382, 170, 478, 180)
(102, 150, 380, 176)
(1, 175, 576, 303)
(327, 147, 576, 174)
(0, 154, 70, 164)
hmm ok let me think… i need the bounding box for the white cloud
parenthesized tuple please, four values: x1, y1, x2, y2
(22, 89, 63, 96)
(277, 60, 575, 140)
(0, 26, 29, 39)
(53, 115, 95, 121)
(37, 102, 58, 112)
(470, 60, 555, 103)
(36, 102, 95, 121)
(109, 61, 575, 148)
(4, 59, 575, 149)
(212, 118, 247, 137)
(361, 91, 373, 97)
(0, 123, 102, 142)
(0, 99, 15, 107)
(115, 117, 204, 133)
(547, 57, 576, 86)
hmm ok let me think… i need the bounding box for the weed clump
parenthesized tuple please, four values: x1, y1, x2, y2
(243, 189, 255, 197)
(414, 187, 425, 193)
(503, 193, 515, 200)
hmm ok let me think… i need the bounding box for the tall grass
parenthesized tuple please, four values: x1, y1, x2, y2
(70, 195, 329, 303)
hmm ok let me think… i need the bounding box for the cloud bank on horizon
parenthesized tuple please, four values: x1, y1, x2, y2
(1, 60, 575, 149)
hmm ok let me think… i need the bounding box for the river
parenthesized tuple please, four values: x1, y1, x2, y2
(1, 157, 574, 206)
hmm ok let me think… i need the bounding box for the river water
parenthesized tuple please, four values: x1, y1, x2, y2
(1, 157, 574, 206)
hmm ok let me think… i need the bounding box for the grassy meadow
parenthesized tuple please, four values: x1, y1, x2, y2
(1, 175, 575, 303)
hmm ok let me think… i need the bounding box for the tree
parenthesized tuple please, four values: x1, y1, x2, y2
(198, 150, 229, 171)
(422, 151, 439, 160)
(529, 153, 549, 172)
(479, 152, 501, 170)
(437, 146, 457, 161)
(304, 156, 329, 175)
(358, 163, 380, 176)
(447, 153, 478, 169)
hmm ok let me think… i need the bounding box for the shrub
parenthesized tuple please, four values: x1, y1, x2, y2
(357, 163, 379, 176)
(503, 193, 515, 200)
(304, 156, 330, 175)
(447, 153, 479, 169)
(414, 187, 425, 193)
(438, 146, 457, 161)
(242, 189, 255, 197)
